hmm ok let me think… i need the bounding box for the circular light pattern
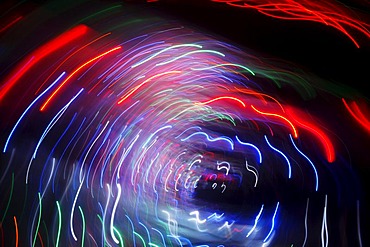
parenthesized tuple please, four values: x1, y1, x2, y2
(0, 1, 369, 247)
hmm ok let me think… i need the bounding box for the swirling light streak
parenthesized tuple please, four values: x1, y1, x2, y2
(235, 135, 262, 164)
(287, 106, 335, 163)
(289, 134, 319, 191)
(342, 98, 370, 134)
(13, 216, 18, 247)
(246, 204, 264, 238)
(245, 160, 259, 187)
(321, 195, 329, 247)
(3, 72, 66, 153)
(40, 46, 121, 111)
(55, 201, 62, 247)
(211, 0, 370, 48)
(263, 202, 279, 243)
(0, 16, 23, 34)
(0, 1, 368, 246)
(26, 88, 84, 184)
(264, 135, 292, 179)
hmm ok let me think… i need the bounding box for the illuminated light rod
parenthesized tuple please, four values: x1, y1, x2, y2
(194, 96, 246, 108)
(251, 104, 298, 138)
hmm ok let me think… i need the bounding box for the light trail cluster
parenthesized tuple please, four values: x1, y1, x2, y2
(214, 0, 370, 48)
(0, 1, 368, 246)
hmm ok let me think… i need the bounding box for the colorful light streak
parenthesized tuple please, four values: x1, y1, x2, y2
(0, 24, 89, 102)
(342, 98, 370, 134)
(211, 0, 370, 48)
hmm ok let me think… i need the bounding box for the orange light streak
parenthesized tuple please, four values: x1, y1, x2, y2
(13, 216, 18, 247)
(195, 96, 246, 108)
(118, 70, 182, 104)
(35, 32, 112, 95)
(40, 46, 122, 111)
(251, 104, 298, 138)
(286, 106, 335, 162)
